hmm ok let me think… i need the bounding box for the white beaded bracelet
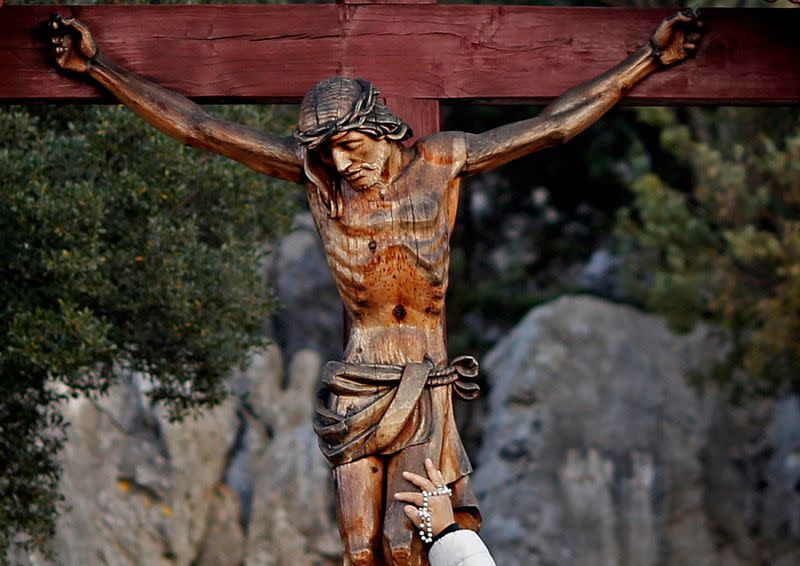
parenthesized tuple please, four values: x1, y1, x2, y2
(418, 484, 452, 543)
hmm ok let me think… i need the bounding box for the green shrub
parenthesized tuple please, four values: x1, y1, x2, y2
(0, 103, 296, 558)
(617, 108, 800, 400)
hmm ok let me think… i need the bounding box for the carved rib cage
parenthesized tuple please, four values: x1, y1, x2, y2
(313, 169, 453, 323)
(303, 133, 463, 365)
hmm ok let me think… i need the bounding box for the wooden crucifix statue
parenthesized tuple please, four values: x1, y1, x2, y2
(48, 10, 701, 565)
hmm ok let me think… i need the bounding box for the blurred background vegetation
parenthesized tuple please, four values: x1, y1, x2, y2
(2, 0, 798, 560)
(0, 6, 299, 549)
(445, 101, 800, 400)
(443, 4, 800, 408)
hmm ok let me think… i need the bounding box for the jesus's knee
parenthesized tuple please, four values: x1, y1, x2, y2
(382, 507, 423, 566)
(388, 544, 414, 566)
(383, 537, 425, 566)
(343, 545, 379, 566)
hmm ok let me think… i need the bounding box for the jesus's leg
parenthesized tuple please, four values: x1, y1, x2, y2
(383, 444, 430, 566)
(334, 456, 384, 565)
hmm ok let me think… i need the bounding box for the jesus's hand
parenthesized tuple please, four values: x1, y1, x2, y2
(48, 14, 97, 74)
(650, 9, 703, 67)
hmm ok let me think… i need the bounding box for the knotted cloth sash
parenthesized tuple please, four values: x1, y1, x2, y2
(313, 356, 480, 466)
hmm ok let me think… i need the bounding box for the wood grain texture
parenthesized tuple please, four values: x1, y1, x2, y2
(339, 0, 438, 5)
(2, 6, 798, 105)
(384, 97, 440, 140)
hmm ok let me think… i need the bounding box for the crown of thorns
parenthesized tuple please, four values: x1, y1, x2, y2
(294, 77, 412, 149)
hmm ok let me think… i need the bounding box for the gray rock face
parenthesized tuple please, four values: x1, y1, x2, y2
(41, 373, 240, 566)
(263, 213, 342, 362)
(244, 424, 340, 566)
(194, 486, 246, 566)
(474, 296, 800, 566)
(703, 396, 800, 565)
(10, 343, 338, 566)
(9, 214, 344, 566)
(10, 292, 800, 565)
(231, 346, 340, 566)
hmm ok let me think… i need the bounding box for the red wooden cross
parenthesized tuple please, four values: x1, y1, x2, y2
(2, 3, 799, 141)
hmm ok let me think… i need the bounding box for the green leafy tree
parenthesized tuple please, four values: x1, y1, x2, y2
(616, 107, 800, 399)
(0, 102, 297, 558)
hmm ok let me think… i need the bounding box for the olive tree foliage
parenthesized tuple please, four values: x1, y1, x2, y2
(616, 107, 800, 400)
(0, 101, 297, 557)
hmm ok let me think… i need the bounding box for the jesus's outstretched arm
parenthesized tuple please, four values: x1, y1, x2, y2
(460, 10, 702, 176)
(48, 14, 304, 184)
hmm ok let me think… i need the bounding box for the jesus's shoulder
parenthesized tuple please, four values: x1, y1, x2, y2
(412, 131, 468, 176)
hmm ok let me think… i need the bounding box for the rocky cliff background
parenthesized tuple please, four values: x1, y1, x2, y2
(9, 215, 800, 566)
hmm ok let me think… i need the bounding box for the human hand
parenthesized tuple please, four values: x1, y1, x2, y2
(394, 458, 456, 538)
(48, 13, 98, 74)
(650, 9, 703, 66)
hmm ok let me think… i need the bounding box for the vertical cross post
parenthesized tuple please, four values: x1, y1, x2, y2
(337, 0, 442, 347)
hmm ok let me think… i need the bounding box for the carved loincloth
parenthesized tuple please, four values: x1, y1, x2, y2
(313, 356, 483, 525)
(314, 355, 479, 464)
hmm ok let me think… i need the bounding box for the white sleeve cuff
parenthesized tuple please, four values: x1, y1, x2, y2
(428, 529, 497, 566)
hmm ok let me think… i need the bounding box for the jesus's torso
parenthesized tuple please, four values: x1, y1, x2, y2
(307, 134, 465, 366)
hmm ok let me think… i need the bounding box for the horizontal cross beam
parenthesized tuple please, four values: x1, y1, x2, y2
(2, 5, 798, 105)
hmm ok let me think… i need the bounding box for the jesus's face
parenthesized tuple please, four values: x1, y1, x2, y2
(320, 131, 390, 191)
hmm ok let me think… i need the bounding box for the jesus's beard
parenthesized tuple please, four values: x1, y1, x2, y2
(343, 143, 389, 191)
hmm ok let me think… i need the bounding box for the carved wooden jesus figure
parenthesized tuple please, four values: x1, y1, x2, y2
(48, 10, 701, 565)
